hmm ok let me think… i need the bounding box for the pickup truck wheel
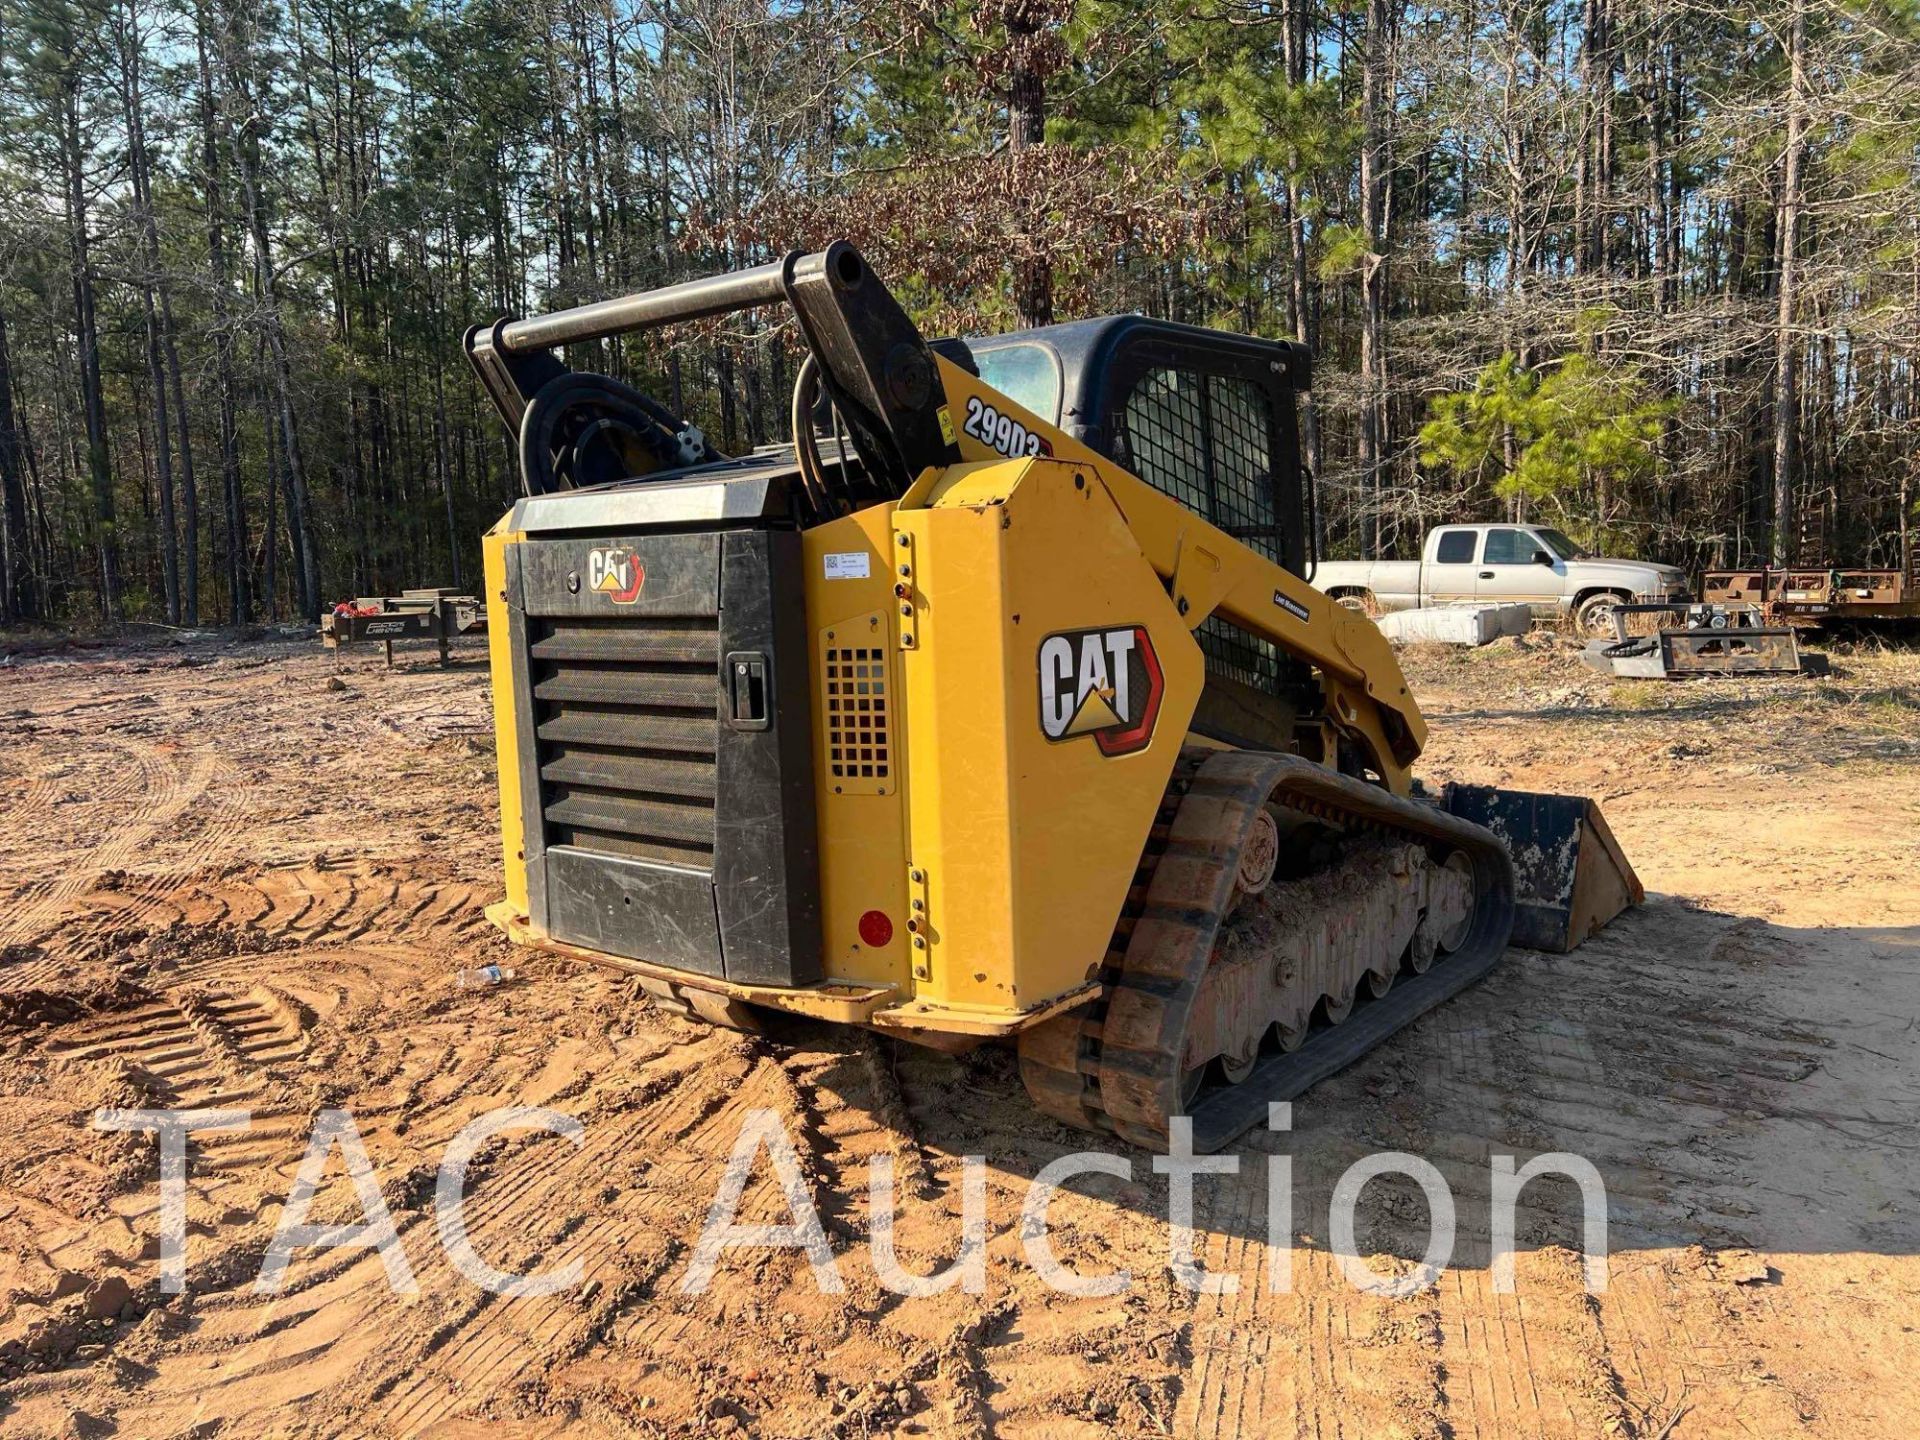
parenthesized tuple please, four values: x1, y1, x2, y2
(1574, 591, 1628, 636)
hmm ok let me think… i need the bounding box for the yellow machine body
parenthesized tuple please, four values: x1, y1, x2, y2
(485, 359, 1430, 1040)
(467, 244, 1639, 1146)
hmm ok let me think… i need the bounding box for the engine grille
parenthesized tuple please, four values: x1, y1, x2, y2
(529, 615, 720, 869)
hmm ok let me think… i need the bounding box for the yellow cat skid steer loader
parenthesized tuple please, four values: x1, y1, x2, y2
(464, 244, 1640, 1150)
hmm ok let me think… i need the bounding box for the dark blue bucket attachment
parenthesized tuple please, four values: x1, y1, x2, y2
(1441, 785, 1643, 953)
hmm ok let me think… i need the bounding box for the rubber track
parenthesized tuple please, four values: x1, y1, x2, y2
(1024, 751, 1516, 1152)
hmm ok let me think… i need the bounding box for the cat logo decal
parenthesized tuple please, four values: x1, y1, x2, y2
(1037, 626, 1164, 757)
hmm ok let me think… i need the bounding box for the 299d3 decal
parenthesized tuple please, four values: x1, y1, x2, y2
(962, 395, 1051, 459)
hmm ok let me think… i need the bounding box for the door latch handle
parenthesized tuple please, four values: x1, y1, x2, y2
(1479, 570, 1495, 579)
(725, 651, 771, 731)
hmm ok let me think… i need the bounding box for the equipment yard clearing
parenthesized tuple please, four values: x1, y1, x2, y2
(3, 630, 1919, 1439)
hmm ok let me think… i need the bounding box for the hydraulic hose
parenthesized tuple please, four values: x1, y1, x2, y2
(516, 372, 706, 496)
(789, 354, 833, 522)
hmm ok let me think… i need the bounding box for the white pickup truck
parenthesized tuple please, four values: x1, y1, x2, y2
(1311, 523, 1691, 633)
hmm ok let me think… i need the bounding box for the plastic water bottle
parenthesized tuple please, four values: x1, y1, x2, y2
(456, 963, 517, 990)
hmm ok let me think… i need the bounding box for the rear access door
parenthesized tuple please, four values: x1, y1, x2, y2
(502, 487, 822, 987)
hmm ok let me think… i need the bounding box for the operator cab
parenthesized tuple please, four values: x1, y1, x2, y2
(967, 317, 1313, 578)
(968, 317, 1317, 726)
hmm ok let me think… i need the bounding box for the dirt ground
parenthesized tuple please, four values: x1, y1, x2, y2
(2, 625, 1918, 1439)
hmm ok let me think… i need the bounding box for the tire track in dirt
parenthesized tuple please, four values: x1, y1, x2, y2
(78, 750, 252, 945)
(180, 862, 490, 956)
(1176, 1160, 1278, 1437)
(0, 969, 319, 1375)
(1172, 1129, 1459, 1440)
(6, 637, 1916, 1438)
(0, 737, 150, 960)
(881, 1042, 1192, 1436)
(0, 739, 247, 993)
(1168, 898, 1838, 1440)
(136, 1031, 774, 1438)
(375, 1088, 752, 1432)
(0, 741, 71, 883)
(0, 646, 516, 1426)
(1397, 906, 1824, 1438)
(44, 981, 312, 1173)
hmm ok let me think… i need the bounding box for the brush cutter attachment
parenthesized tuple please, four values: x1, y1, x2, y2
(1580, 602, 1823, 679)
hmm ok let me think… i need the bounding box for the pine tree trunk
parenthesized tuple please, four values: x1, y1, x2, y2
(0, 305, 33, 622)
(1359, 0, 1395, 553)
(217, 0, 320, 617)
(261, 348, 279, 619)
(236, 117, 322, 617)
(1284, 0, 1321, 485)
(196, 11, 249, 623)
(1772, 0, 1808, 563)
(64, 73, 120, 621)
(162, 295, 199, 625)
(119, 0, 180, 623)
(1008, 15, 1051, 329)
(1578, 0, 1611, 275)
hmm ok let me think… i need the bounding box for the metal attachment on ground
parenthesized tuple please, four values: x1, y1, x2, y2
(1578, 601, 1824, 679)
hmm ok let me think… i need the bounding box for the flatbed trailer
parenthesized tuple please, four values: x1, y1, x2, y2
(1702, 539, 1920, 625)
(320, 588, 485, 666)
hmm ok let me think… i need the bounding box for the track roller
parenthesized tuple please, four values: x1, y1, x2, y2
(1020, 751, 1516, 1151)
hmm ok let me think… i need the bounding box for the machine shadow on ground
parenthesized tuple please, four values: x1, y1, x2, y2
(804, 900, 1920, 1279)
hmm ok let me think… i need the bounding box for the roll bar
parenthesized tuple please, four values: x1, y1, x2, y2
(464, 243, 956, 498)
(497, 255, 806, 354)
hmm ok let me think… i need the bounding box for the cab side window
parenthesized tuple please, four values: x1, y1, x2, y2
(1482, 528, 1532, 565)
(1118, 365, 1284, 695)
(1120, 368, 1279, 561)
(1434, 529, 1478, 564)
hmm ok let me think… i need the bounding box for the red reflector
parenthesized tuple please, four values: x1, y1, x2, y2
(858, 910, 894, 947)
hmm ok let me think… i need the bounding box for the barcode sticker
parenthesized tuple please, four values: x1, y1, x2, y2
(824, 552, 871, 580)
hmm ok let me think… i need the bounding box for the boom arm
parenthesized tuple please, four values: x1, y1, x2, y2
(926, 356, 1427, 790)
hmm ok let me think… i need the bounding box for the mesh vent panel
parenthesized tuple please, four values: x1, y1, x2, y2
(529, 614, 720, 867)
(824, 645, 891, 785)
